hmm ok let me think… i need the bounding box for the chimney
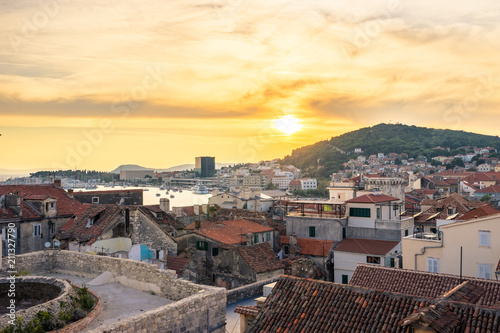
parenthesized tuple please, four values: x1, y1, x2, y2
(54, 179, 62, 187)
(289, 233, 298, 258)
(194, 205, 200, 216)
(67, 189, 74, 197)
(201, 204, 208, 215)
(246, 233, 254, 246)
(159, 198, 170, 213)
(5, 194, 22, 217)
(195, 219, 201, 229)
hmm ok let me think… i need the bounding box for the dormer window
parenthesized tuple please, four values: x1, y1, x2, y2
(156, 213, 162, 219)
(86, 217, 95, 227)
(92, 197, 99, 203)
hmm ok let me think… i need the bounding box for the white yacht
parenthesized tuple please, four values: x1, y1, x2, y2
(191, 182, 209, 194)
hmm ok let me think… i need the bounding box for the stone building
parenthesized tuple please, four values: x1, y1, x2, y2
(73, 189, 143, 205)
(0, 184, 83, 255)
(57, 203, 178, 258)
(176, 219, 281, 286)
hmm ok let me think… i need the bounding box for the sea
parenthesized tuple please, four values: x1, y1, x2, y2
(78, 185, 212, 208)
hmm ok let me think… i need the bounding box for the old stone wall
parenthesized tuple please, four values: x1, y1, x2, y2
(131, 210, 177, 256)
(0, 251, 226, 333)
(0, 276, 76, 329)
(226, 277, 280, 304)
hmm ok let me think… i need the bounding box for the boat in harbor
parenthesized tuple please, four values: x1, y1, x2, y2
(191, 182, 209, 194)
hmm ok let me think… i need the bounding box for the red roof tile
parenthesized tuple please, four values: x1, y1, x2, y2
(166, 255, 190, 276)
(476, 184, 500, 193)
(57, 204, 122, 244)
(458, 205, 500, 221)
(0, 184, 83, 216)
(238, 243, 284, 273)
(186, 219, 274, 246)
(346, 194, 399, 204)
(247, 275, 500, 333)
(334, 238, 399, 255)
(350, 264, 500, 307)
(280, 236, 333, 257)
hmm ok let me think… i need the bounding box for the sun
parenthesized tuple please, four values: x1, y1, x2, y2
(274, 116, 303, 135)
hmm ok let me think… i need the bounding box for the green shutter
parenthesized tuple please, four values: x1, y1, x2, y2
(309, 226, 316, 237)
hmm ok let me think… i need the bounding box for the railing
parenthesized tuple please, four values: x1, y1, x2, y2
(286, 212, 346, 219)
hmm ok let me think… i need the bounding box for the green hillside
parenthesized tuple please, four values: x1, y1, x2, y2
(281, 123, 500, 177)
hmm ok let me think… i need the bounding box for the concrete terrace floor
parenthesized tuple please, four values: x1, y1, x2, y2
(44, 273, 174, 332)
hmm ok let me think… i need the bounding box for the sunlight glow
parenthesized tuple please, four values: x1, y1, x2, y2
(274, 116, 303, 135)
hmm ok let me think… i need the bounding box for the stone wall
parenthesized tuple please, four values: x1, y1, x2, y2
(226, 277, 280, 304)
(1, 251, 227, 333)
(131, 210, 177, 256)
(0, 276, 76, 329)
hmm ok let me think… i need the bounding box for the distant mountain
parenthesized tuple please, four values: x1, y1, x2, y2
(281, 123, 500, 177)
(110, 163, 232, 174)
(110, 164, 152, 174)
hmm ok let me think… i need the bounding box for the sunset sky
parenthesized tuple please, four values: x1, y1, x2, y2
(1, 0, 500, 171)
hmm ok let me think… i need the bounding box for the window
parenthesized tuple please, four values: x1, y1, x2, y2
(376, 208, 381, 219)
(404, 229, 409, 237)
(342, 227, 347, 239)
(430, 227, 437, 234)
(266, 232, 271, 242)
(86, 218, 95, 228)
(212, 247, 219, 257)
(478, 264, 492, 279)
(50, 202, 55, 209)
(196, 241, 208, 251)
(33, 224, 42, 237)
(283, 245, 289, 255)
(389, 257, 395, 267)
(427, 258, 439, 273)
(447, 207, 453, 215)
(479, 231, 490, 247)
(366, 256, 381, 264)
(92, 197, 99, 203)
(309, 226, 316, 238)
(341, 274, 348, 284)
(349, 208, 371, 218)
(254, 234, 259, 244)
(45, 202, 49, 211)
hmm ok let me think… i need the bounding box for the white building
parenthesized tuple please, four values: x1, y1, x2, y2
(300, 178, 317, 190)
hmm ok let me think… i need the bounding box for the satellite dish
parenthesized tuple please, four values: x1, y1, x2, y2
(54, 241, 60, 247)
(44, 242, 51, 248)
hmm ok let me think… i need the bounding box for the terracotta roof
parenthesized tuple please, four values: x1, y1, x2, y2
(458, 205, 500, 221)
(166, 255, 190, 277)
(350, 264, 500, 307)
(279, 236, 333, 257)
(476, 184, 500, 193)
(234, 305, 259, 317)
(238, 242, 284, 273)
(139, 205, 184, 231)
(416, 193, 487, 224)
(185, 219, 274, 246)
(247, 275, 500, 333)
(334, 238, 399, 255)
(57, 204, 122, 244)
(345, 194, 399, 204)
(0, 184, 83, 216)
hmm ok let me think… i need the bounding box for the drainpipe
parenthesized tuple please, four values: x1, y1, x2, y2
(414, 230, 443, 270)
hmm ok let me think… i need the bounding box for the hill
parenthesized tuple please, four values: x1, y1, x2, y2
(111, 163, 232, 174)
(110, 164, 152, 174)
(281, 123, 500, 177)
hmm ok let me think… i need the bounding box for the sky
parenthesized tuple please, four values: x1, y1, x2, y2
(1, 0, 500, 171)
